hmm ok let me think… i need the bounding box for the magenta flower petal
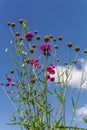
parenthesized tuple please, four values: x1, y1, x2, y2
(50, 69, 55, 74)
(46, 75, 50, 80)
(6, 74, 12, 82)
(25, 32, 34, 40)
(7, 89, 14, 94)
(5, 83, 10, 86)
(38, 43, 52, 52)
(50, 77, 55, 82)
(11, 82, 16, 86)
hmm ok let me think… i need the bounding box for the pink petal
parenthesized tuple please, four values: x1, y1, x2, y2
(5, 83, 10, 86)
(6, 74, 12, 82)
(11, 82, 16, 86)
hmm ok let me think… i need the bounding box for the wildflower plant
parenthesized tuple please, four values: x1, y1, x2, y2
(1, 19, 87, 130)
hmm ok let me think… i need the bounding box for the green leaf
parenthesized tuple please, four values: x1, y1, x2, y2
(72, 97, 76, 111)
(82, 117, 87, 123)
(18, 109, 23, 115)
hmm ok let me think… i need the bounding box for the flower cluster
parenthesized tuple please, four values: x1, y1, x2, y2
(25, 32, 34, 41)
(5, 74, 16, 94)
(46, 64, 55, 82)
(38, 43, 52, 55)
(31, 58, 41, 68)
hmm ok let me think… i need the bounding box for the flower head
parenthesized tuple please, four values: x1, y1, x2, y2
(31, 58, 41, 68)
(46, 64, 55, 82)
(5, 74, 16, 87)
(25, 32, 34, 41)
(38, 43, 52, 53)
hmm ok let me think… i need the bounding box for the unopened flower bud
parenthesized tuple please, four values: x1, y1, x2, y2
(11, 22, 16, 27)
(54, 44, 58, 49)
(67, 42, 73, 48)
(10, 69, 14, 74)
(19, 18, 24, 24)
(75, 46, 80, 52)
(36, 36, 40, 40)
(58, 36, 63, 41)
(30, 48, 34, 53)
(84, 49, 87, 54)
(7, 22, 11, 26)
(32, 44, 36, 48)
(44, 36, 50, 42)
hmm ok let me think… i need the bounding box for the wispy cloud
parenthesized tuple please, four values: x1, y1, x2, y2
(53, 58, 87, 89)
(75, 104, 87, 121)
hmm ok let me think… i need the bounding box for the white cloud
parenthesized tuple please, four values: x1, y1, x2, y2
(75, 104, 87, 121)
(53, 58, 87, 89)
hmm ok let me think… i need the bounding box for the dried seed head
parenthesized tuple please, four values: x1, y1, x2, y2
(54, 44, 58, 49)
(49, 35, 53, 39)
(32, 44, 36, 48)
(44, 35, 50, 42)
(73, 59, 77, 64)
(24, 58, 31, 64)
(7, 22, 11, 26)
(34, 30, 38, 34)
(75, 46, 80, 52)
(36, 35, 40, 40)
(11, 22, 16, 27)
(67, 42, 73, 48)
(19, 18, 24, 24)
(84, 49, 87, 54)
(29, 48, 34, 53)
(58, 36, 63, 41)
(15, 32, 20, 36)
(10, 69, 14, 74)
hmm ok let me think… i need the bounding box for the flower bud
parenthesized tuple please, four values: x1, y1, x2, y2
(30, 48, 34, 53)
(58, 36, 63, 41)
(11, 22, 16, 27)
(19, 18, 24, 24)
(84, 49, 87, 54)
(67, 42, 73, 48)
(54, 44, 58, 49)
(75, 46, 80, 52)
(44, 35, 50, 42)
(36, 35, 40, 40)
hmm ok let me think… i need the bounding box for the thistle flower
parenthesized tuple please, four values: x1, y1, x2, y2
(38, 43, 52, 53)
(25, 32, 34, 41)
(31, 58, 41, 68)
(5, 74, 16, 87)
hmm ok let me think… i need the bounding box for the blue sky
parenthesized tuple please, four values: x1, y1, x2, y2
(0, 0, 87, 129)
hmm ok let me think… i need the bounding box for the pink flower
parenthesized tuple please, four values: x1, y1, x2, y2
(6, 74, 12, 82)
(31, 58, 41, 68)
(7, 89, 14, 94)
(46, 64, 55, 82)
(50, 77, 55, 82)
(5, 74, 16, 87)
(25, 32, 34, 41)
(38, 43, 52, 53)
